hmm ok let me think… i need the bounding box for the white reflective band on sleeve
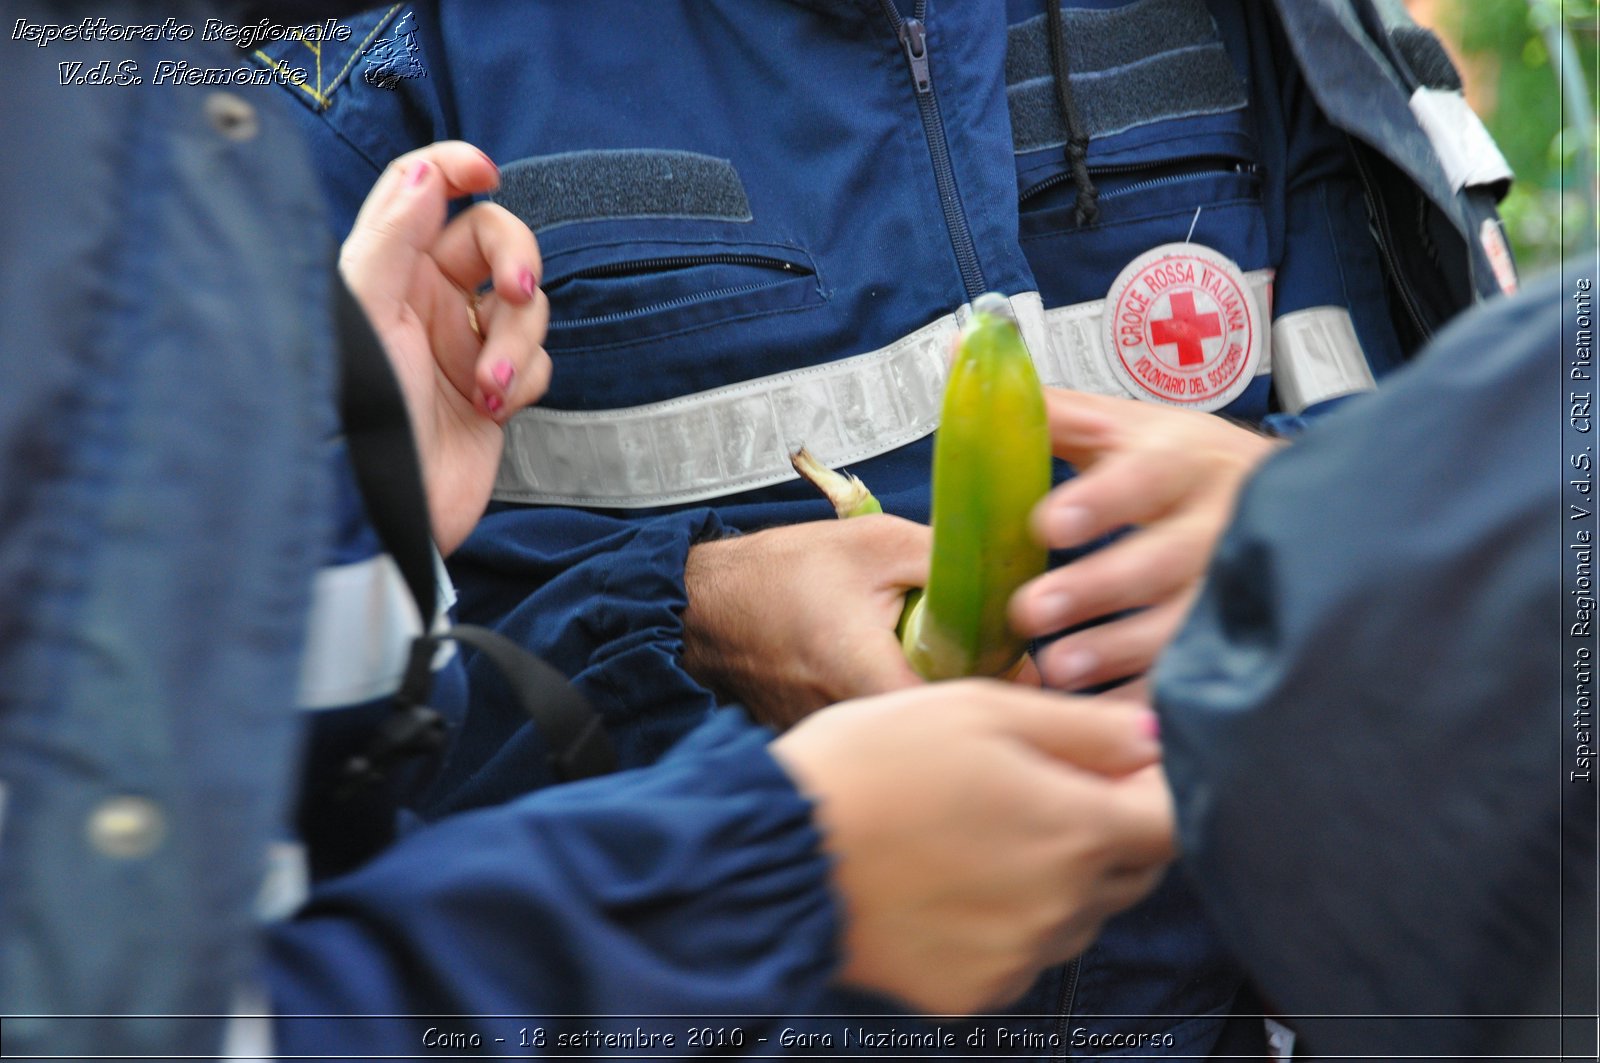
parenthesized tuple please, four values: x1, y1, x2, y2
(1409, 87, 1514, 193)
(255, 840, 309, 922)
(1264, 1018, 1297, 1063)
(294, 551, 457, 711)
(1270, 306, 1375, 414)
(496, 274, 1272, 509)
(220, 983, 273, 1063)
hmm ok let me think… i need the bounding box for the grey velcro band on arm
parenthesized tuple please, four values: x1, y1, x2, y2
(493, 150, 753, 233)
(1008, 43, 1248, 152)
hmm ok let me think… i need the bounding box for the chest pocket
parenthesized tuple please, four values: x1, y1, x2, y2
(493, 150, 824, 408)
(1007, 0, 1266, 310)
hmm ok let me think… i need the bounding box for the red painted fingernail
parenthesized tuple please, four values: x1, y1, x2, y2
(485, 393, 504, 415)
(493, 360, 515, 390)
(409, 161, 430, 187)
(1141, 712, 1162, 741)
(519, 268, 538, 299)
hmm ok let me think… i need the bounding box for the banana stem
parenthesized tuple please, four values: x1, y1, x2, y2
(790, 447, 883, 517)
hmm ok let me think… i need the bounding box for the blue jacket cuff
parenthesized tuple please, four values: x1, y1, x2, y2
(267, 710, 838, 1043)
(427, 506, 727, 815)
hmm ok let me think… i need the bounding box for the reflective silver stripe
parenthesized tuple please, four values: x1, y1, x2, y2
(1270, 306, 1376, 414)
(496, 274, 1272, 509)
(1008, 290, 1128, 397)
(497, 310, 953, 508)
(295, 551, 456, 711)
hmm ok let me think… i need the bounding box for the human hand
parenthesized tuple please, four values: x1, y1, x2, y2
(682, 516, 929, 729)
(339, 142, 551, 555)
(1009, 389, 1282, 690)
(770, 681, 1171, 1014)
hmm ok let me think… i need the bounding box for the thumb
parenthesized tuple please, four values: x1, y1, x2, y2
(852, 514, 933, 590)
(339, 157, 449, 312)
(340, 143, 502, 309)
(839, 632, 925, 700)
(971, 682, 1161, 776)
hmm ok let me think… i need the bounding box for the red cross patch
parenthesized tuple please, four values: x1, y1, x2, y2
(1102, 243, 1264, 411)
(1479, 218, 1518, 295)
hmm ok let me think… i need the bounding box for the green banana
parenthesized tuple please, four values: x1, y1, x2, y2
(791, 292, 1051, 680)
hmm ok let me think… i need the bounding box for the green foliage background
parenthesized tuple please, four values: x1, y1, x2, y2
(1441, 0, 1598, 270)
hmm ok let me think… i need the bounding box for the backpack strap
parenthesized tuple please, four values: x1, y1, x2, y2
(331, 274, 616, 791)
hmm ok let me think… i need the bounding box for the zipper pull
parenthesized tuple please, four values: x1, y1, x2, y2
(898, 17, 932, 93)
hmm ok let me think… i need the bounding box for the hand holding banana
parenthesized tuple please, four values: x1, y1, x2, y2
(682, 516, 931, 728)
(684, 295, 1051, 728)
(1010, 389, 1283, 690)
(796, 293, 1051, 681)
(799, 293, 1280, 688)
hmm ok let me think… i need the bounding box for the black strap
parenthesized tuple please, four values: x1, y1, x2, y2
(1044, 0, 1100, 227)
(334, 274, 438, 623)
(444, 624, 617, 782)
(331, 274, 616, 789)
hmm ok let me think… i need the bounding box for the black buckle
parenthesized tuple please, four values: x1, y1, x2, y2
(338, 635, 448, 797)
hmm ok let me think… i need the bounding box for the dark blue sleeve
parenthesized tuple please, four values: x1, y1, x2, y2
(420, 505, 729, 816)
(0, 14, 339, 1057)
(1155, 260, 1592, 1056)
(265, 710, 838, 1051)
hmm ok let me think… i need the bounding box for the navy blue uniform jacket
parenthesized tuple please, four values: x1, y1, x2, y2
(1159, 258, 1598, 1058)
(260, 0, 1516, 1054)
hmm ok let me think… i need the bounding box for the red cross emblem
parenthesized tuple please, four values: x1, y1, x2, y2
(1148, 292, 1223, 367)
(1101, 243, 1266, 411)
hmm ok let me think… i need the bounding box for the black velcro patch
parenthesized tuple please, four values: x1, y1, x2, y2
(493, 150, 753, 233)
(1008, 43, 1247, 152)
(1004, 0, 1221, 85)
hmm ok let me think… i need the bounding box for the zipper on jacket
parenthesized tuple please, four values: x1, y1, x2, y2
(549, 281, 782, 329)
(1052, 957, 1082, 1060)
(1020, 157, 1258, 206)
(1348, 140, 1432, 342)
(551, 253, 808, 286)
(546, 254, 812, 330)
(879, 0, 988, 302)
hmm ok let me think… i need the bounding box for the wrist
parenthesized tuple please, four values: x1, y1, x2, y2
(681, 534, 748, 698)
